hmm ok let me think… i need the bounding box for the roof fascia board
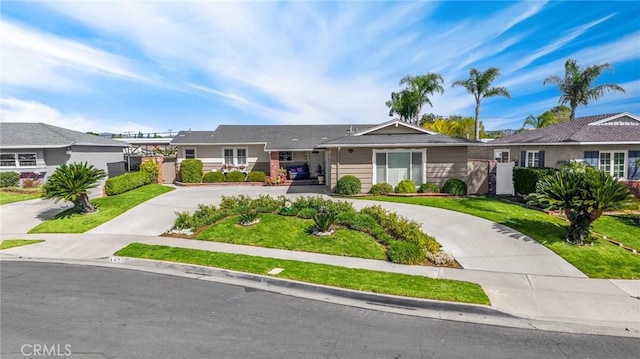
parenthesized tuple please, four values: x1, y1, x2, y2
(353, 120, 438, 136)
(483, 141, 640, 146)
(317, 143, 472, 148)
(588, 112, 640, 125)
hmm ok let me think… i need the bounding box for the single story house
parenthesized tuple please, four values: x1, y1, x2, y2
(477, 112, 640, 180)
(0, 122, 129, 182)
(171, 120, 483, 193)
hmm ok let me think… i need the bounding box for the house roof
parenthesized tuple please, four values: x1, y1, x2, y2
(0, 123, 129, 149)
(489, 112, 640, 145)
(171, 120, 473, 150)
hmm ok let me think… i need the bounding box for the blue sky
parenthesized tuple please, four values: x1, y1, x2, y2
(1, 1, 638, 134)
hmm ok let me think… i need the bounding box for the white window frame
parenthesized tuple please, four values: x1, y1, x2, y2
(0, 152, 37, 167)
(221, 147, 249, 166)
(372, 148, 427, 186)
(279, 151, 293, 162)
(184, 148, 197, 159)
(526, 150, 539, 168)
(494, 149, 509, 163)
(599, 151, 626, 179)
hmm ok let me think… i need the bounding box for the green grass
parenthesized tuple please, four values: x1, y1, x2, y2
(196, 214, 387, 260)
(29, 184, 174, 233)
(367, 196, 640, 279)
(1, 239, 45, 250)
(592, 215, 640, 251)
(115, 243, 489, 305)
(0, 191, 41, 204)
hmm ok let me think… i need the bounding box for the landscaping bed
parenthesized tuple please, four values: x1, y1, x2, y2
(0, 190, 42, 204)
(115, 243, 489, 305)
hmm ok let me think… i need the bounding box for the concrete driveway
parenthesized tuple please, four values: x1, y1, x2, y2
(0, 198, 71, 235)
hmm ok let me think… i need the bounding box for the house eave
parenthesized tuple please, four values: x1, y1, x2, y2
(483, 141, 640, 146)
(317, 142, 473, 148)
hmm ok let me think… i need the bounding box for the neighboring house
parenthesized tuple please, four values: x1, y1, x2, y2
(0, 123, 129, 181)
(479, 112, 640, 180)
(172, 120, 480, 193)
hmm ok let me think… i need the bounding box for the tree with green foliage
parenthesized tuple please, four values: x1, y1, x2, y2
(386, 73, 445, 124)
(42, 162, 106, 214)
(529, 163, 634, 245)
(543, 59, 625, 121)
(452, 67, 510, 141)
(522, 105, 572, 129)
(422, 115, 485, 139)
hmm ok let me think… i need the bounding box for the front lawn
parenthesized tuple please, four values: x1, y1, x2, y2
(115, 243, 489, 305)
(0, 191, 41, 204)
(0, 239, 45, 250)
(196, 214, 387, 260)
(29, 184, 174, 233)
(368, 196, 640, 279)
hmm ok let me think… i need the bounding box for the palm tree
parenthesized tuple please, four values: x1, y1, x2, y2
(452, 68, 510, 141)
(543, 59, 626, 121)
(423, 118, 458, 136)
(529, 163, 634, 245)
(386, 72, 444, 124)
(42, 162, 106, 214)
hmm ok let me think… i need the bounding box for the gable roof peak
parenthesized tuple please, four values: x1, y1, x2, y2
(354, 119, 438, 136)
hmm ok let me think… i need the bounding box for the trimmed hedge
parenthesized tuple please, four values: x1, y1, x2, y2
(247, 171, 266, 182)
(441, 179, 467, 195)
(419, 182, 439, 193)
(0, 172, 20, 188)
(395, 179, 417, 193)
(336, 175, 361, 195)
(226, 171, 246, 182)
(513, 167, 558, 195)
(203, 171, 225, 183)
(105, 172, 150, 196)
(140, 159, 160, 183)
(180, 159, 203, 183)
(369, 183, 393, 195)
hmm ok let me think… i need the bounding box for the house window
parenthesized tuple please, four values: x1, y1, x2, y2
(0, 153, 37, 167)
(373, 149, 425, 187)
(0, 154, 16, 167)
(494, 149, 509, 163)
(526, 151, 539, 168)
(222, 148, 248, 166)
(600, 151, 626, 178)
(184, 148, 196, 159)
(279, 151, 293, 162)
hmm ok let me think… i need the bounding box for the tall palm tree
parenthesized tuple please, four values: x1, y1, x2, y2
(42, 162, 106, 213)
(543, 59, 626, 121)
(387, 72, 444, 124)
(452, 68, 510, 141)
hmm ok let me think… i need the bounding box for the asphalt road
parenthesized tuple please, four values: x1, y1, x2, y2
(1, 262, 637, 359)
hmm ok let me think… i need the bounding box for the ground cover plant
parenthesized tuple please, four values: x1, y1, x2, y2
(30, 184, 173, 233)
(0, 239, 45, 250)
(116, 243, 489, 305)
(367, 195, 640, 279)
(171, 195, 442, 265)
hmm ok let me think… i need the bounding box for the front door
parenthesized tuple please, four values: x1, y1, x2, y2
(309, 151, 323, 178)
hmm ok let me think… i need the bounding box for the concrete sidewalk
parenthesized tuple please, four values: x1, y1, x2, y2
(1, 233, 639, 334)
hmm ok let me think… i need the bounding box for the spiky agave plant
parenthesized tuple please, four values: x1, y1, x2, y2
(42, 162, 106, 214)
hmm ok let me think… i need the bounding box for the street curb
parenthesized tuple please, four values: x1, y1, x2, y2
(107, 256, 512, 318)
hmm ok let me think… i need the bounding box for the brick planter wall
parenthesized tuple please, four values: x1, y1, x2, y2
(269, 151, 280, 178)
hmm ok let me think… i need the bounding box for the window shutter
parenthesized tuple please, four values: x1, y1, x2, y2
(520, 150, 526, 167)
(538, 151, 545, 168)
(629, 150, 640, 180)
(583, 151, 599, 167)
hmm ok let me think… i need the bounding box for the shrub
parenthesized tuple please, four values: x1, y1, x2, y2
(173, 211, 195, 230)
(43, 162, 107, 213)
(419, 182, 439, 193)
(226, 170, 246, 183)
(313, 208, 338, 233)
(0, 172, 20, 188)
(104, 171, 150, 196)
(297, 207, 317, 219)
(203, 171, 225, 183)
(336, 175, 361, 195)
(140, 159, 160, 183)
(513, 167, 557, 195)
(395, 179, 417, 193)
(238, 206, 259, 225)
(427, 250, 456, 267)
(387, 240, 425, 265)
(246, 171, 266, 182)
(441, 179, 467, 195)
(219, 195, 252, 212)
(252, 194, 282, 213)
(21, 178, 41, 189)
(369, 183, 393, 195)
(180, 159, 203, 183)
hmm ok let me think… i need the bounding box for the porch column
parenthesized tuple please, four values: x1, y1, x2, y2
(269, 151, 280, 178)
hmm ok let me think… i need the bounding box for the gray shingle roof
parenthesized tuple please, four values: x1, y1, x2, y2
(317, 133, 474, 147)
(0, 123, 129, 148)
(490, 113, 640, 144)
